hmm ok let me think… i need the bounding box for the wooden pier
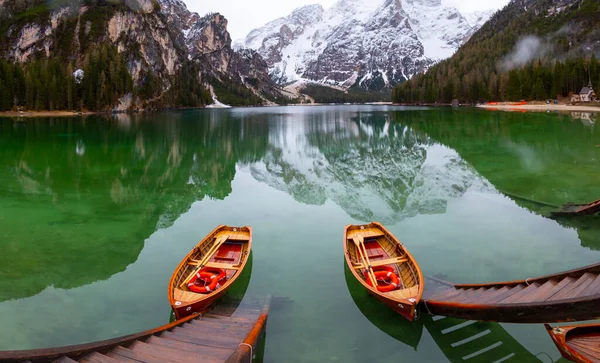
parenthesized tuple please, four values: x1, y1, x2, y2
(0, 298, 270, 363)
(420, 262, 600, 323)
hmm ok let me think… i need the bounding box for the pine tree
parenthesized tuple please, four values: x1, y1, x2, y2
(534, 77, 546, 100)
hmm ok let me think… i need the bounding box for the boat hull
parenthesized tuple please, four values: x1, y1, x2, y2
(371, 291, 417, 321)
(169, 225, 252, 320)
(545, 323, 600, 363)
(343, 222, 423, 322)
(173, 289, 225, 319)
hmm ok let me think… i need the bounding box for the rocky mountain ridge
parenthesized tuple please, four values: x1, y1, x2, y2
(238, 0, 495, 91)
(0, 0, 282, 109)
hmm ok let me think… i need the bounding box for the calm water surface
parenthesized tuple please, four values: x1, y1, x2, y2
(1, 106, 600, 362)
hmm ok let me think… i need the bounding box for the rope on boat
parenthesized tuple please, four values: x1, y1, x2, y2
(525, 278, 532, 286)
(239, 343, 253, 360)
(422, 300, 433, 316)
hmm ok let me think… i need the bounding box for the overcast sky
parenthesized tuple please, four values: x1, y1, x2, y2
(182, 0, 510, 41)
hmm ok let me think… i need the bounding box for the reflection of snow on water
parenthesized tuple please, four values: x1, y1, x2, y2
(502, 140, 543, 173)
(405, 144, 495, 217)
(76, 140, 85, 156)
(248, 119, 497, 224)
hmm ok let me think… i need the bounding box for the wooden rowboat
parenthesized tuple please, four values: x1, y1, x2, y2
(545, 323, 600, 363)
(169, 225, 252, 319)
(343, 222, 424, 321)
(421, 262, 600, 323)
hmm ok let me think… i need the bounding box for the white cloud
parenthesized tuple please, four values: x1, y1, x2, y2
(182, 0, 509, 41)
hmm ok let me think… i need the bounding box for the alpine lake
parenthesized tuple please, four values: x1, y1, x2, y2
(1, 105, 600, 363)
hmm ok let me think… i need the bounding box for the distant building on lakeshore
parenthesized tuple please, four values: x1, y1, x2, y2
(572, 83, 597, 103)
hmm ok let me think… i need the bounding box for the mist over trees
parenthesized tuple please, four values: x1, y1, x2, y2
(392, 0, 600, 104)
(393, 56, 599, 104)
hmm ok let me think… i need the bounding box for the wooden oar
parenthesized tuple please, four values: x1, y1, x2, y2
(181, 234, 230, 287)
(357, 236, 379, 287)
(353, 236, 378, 288)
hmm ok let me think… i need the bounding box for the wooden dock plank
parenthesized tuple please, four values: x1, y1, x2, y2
(146, 335, 237, 355)
(79, 352, 122, 363)
(158, 331, 239, 350)
(0, 297, 271, 363)
(177, 324, 249, 338)
(129, 341, 227, 362)
(509, 280, 557, 303)
(548, 273, 597, 301)
(53, 357, 78, 363)
(104, 351, 140, 363)
(190, 318, 252, 329)
(420, 263, 600, 323)
(109, 346, 171, 363)
(491, 283, 539, 304)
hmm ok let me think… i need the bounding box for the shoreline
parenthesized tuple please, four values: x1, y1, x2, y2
(0, 102, 397, 118)
(0, 110, 97, 118)
(4, 102, 595, 118)
(477, 103, 600, 113)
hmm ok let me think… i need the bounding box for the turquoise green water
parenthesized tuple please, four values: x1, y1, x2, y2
(1, 106, 599, 362)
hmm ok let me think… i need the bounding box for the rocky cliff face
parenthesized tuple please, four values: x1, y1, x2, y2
(0, 0, 280, 108)
(240, 0, 495, 91)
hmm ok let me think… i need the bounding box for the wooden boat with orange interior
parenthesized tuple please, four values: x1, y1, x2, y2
(169, 225, 252, 319)
(545, 322, 600, 363)
(421, 262, 600, 323)
(343, 222, 424, 321)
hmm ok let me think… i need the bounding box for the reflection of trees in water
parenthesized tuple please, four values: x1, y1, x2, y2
(249, 113, 492, 224)
(0, 113, 269, 301)
(400, 109, 600, 251)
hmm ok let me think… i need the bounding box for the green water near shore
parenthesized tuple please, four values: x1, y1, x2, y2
(1, 106, 599, 362)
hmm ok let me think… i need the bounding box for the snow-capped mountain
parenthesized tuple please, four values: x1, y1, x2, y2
(463, 10, 496, 29)
(238, 0, 495, 91)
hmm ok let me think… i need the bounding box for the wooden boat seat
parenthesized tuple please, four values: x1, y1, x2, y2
(353, 256, 408, 269)
(215, 256, 236, 261)
(347, 231, 385, 240)
(187, 261, 241, 270)
(205, 261, 240, 270)
(386, 285, 420, 299)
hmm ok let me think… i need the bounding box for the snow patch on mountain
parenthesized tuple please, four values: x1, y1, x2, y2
(241, 0, 494, 90)
(463, 10, 496, 29)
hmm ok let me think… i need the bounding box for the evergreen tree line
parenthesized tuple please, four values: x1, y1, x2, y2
(0, 43, 133, 111)
(393, 56, 600, 104)
(392, 0, 600, 104)
(210, 76, 264, 107)
(303, 85, 391, 104)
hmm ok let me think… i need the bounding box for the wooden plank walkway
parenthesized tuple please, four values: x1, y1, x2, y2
(419, 262, 600, 323)
(0, 298, 270, 363)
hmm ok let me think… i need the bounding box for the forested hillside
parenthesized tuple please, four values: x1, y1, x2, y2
(392, 0, 600, 104)
(0, 0, 280, 112)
